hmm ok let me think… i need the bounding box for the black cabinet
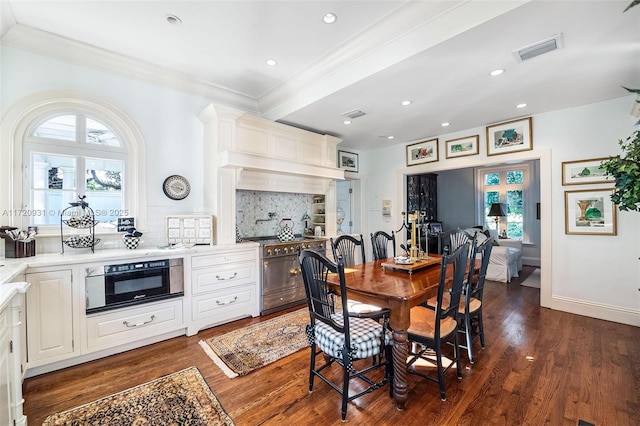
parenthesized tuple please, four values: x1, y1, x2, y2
(406, 173, 437, 221)
(405, 173, 439, 253)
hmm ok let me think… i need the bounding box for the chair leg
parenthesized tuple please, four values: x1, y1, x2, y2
(309, 344, 316, 393)
(454, 333, 462, 380)
(385, 344, 394, 398)
(341, 348, 350, 422)
(435, 343, 446, 401)
(477, 310, 486, 349)
(464, 313, 474, 364)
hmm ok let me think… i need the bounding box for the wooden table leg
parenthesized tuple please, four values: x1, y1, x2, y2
(392, 329, 408, 410)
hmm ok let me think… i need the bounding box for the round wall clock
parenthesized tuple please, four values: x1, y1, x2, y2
(162, 175, 190, 200)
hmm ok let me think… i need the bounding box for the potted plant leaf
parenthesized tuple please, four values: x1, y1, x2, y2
(601, 130, 640, 211)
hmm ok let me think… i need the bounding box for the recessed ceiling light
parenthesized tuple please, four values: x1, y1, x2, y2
(401, 100, 412, 106)
(323, 13, 337, 24)
(387, 136, 394, 140)
(441, 122, 450, 127)
(516, 103, 528, 108)
(265, 59, 277, 66)
(490, 69, 504, 76)
(343, 120, 351, 125)
(166, 14, 182, 25)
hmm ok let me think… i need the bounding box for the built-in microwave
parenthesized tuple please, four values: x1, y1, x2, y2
(85, 258, 184, 314)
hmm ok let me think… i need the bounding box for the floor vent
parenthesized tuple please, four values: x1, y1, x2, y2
(513, 33, 563, 62)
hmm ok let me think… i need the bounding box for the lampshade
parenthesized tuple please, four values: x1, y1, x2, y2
(488, 203, 506, 217)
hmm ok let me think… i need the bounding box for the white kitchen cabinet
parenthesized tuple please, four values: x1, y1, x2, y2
(26, 270, 75, 366)
(311, 195, 326, 235)
(85, 298, 183, 351)
(188, 245, 259, 335)
(0, 283, 29, 426)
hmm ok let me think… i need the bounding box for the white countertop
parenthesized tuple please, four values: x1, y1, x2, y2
(0, 242, 259, 284)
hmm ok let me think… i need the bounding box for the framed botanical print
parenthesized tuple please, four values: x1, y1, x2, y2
(564, 189, 617, 235)
(486, 117, 533, 156)
(406, 138, 439, 166)
(337, 150, 359, 173)
(445, 135, 479, 158)
(561, 158, 613, 185)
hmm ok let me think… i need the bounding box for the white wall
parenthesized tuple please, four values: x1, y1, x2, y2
(364, 95, 640, 326)
(1, 46, 211, 248)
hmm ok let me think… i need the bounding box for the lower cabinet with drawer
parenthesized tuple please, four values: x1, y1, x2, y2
(85, 298, 184, 352)
(187, 245, 260, 335)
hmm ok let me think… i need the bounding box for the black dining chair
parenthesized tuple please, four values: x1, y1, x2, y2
(458, 236, 493, 363)
(370, 230, 396, 260)
(330, 234, 366, 266)
(405, 243, 469, 401)
(424, 235, 492, 364)
(298, 249, 393, 421)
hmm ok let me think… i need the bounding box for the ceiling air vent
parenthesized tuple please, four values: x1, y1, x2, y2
(513, 33, 564, 62)
(342, 109, 366, 119)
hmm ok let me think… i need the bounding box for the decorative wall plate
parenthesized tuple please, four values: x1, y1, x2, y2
(163, 175, 190, 200)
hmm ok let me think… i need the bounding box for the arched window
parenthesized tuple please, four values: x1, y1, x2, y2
(25, 112, 126, 227)
(2, 91, 146, 233)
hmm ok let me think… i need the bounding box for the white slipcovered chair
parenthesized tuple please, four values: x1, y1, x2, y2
(462, 228, 522, 283)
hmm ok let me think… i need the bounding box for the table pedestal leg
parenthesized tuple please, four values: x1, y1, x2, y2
(392, 329, 408, 410)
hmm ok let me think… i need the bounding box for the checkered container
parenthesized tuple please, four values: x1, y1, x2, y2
(123, 236, 140, 250)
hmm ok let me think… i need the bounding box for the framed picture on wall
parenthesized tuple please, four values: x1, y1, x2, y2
(445, 135, 479, 158)
(406, 138, 439, 166)
(486, 117, 533, 156)
(337, 150, 359, 173)
(561, 158, 613, 185)
(564, 188, 617, 235)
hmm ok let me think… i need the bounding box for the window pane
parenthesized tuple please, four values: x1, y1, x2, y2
(32, 153, 77, 190)
(86, 158, 123, 224)
(86, 118, 121, 147)
(507, 190, 523, 238)
(484, 173, 500, 186)
(32, 115, 76, 141)
(506, 170, 523, 184)
(484, 191, 500, 228)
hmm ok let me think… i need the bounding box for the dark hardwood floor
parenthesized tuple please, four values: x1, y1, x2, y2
(23, 266, 640, 425)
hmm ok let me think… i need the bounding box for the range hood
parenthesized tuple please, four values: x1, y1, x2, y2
(199, 103, 343, 243)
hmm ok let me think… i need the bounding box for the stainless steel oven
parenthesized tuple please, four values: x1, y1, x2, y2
(85, 258, 183, 313)
(245, 236, 326, 315)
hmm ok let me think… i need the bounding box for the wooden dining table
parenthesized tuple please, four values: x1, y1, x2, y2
(325, 255, 479, 410)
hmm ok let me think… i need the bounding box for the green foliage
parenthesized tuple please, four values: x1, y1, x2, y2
(601, 131, 640, 212)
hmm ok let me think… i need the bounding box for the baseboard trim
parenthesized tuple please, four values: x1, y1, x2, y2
(551, 295, 640, 327)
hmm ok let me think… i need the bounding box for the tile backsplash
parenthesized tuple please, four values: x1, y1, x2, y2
(236, 190, 315, 238)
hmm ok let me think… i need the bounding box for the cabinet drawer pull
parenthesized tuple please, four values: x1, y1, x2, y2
(123, 315, 155, 328)
(216, 296, 238, 306)
(216, 272, 238, 280)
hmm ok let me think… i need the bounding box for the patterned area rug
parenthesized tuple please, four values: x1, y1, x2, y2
(42, 367, 235, 425)
(200, 308, 310, 378)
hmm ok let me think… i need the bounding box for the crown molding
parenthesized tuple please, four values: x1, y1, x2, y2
(1, 24, 260, 114)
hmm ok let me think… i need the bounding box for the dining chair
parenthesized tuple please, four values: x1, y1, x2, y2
(298, 249, 393, 421)
(447, 229, 475, 255)
(458, 236, 493, 363)
(405, 243, 469, 401)
(332, 234, 386, 319)
(330, 234, 366, 266)
(370, 230, 396, 260)
(424, 236, 492, 364)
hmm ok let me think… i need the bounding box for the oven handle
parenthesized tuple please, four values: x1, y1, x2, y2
(216, 272, 238, 280)
(123, 315, 155, 328)
(216, 296, 238, 306)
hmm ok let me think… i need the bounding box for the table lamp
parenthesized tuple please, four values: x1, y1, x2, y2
(488, 203, 506, 232)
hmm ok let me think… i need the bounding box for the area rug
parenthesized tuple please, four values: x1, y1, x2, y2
(520, 268, 541, 288)
(199, 308, 310, 378)
(42, 366, 235, 425)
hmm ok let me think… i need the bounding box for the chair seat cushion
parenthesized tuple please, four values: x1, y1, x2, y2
(407, 306, 458, 340)
(427, 294, 482, 314)
(315, 314, 390, 359)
